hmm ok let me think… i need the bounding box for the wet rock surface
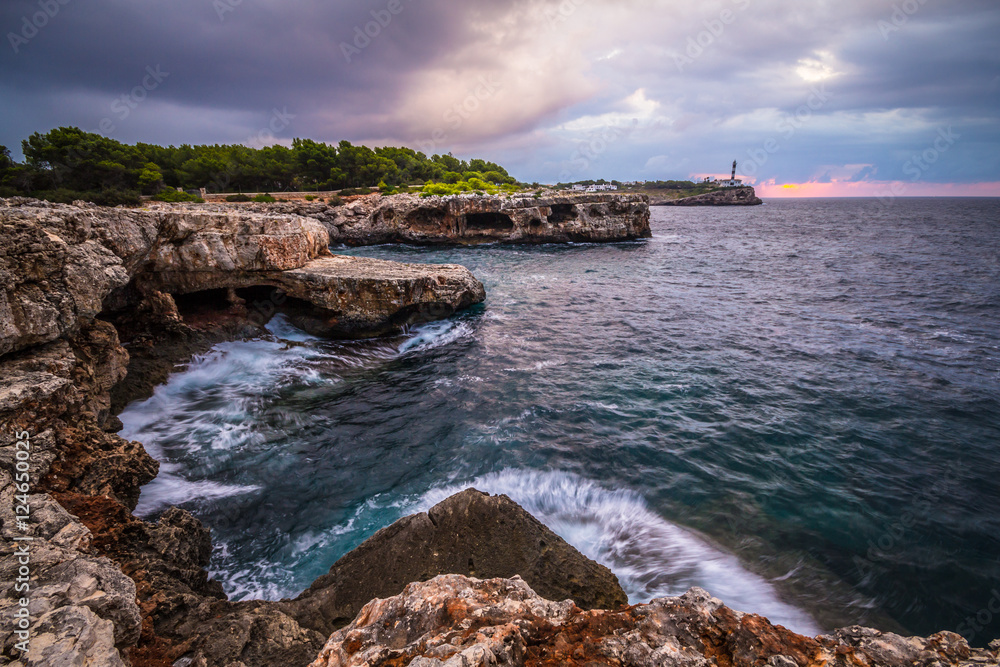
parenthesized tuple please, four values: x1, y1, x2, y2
(287, 489, 629, 634)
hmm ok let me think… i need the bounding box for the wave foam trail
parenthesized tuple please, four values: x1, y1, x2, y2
(135, 475, 261, 518)
(420, 469, 821, 636)
(398, 320, 473, 354)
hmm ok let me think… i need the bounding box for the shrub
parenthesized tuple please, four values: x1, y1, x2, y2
(252, 193, 276, 203)
(338, 187, 372, 197)
(226, 194, 252, 202)
(28, 188, 142, 206)
(328, 195, 343, 206)
(304, 195, 316, 201)
(153, 189, 204, 203)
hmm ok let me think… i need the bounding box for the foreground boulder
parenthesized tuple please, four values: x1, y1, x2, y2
(310, 574, 999, 667)
(287, 489, 628, 634)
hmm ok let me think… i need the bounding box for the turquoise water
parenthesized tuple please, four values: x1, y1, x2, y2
(121, 198, 1000, 643)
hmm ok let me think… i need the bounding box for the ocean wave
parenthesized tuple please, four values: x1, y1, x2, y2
(419, 469, 821, 636)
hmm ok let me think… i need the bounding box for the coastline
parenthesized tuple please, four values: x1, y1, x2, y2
(1, 196, 998, 666)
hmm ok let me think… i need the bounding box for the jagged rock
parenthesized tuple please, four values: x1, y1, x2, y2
(309, 575, 998, 667)
(287, 489, 628, 636)
(653, 186, 763, 206)
(135, 209, 331, 294)
(0, 471, 141, 665)
(0, 203, 130, 357)
(12, 606, 127, 667)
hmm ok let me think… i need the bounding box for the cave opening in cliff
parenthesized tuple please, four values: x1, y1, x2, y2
(406, 207, 451, 233)
(465, 212, 514, 231)
(547, 204, 578, 224)
(173, 288, 233, 321)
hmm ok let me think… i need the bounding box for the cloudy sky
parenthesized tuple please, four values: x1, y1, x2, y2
(2, 0, 999, 196)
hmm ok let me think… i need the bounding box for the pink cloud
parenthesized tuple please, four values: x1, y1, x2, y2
(753, 180, 1000, 198)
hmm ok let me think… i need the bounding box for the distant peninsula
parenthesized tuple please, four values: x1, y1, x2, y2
(653, 185, 763, 206)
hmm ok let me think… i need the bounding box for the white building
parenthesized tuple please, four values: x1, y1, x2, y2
(720, 160, 743, 188)
(585, 184, 618, 192)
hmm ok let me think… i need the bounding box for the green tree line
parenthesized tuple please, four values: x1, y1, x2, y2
(0, 127, 519, 205)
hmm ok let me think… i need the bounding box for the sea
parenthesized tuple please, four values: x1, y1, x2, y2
(119, 198, 1000, 643)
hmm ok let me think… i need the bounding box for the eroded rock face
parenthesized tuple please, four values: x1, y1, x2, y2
(0, 337, 145, 666)
(653, 186, 763, 206)
(0, 198, 486, 354)
(274, 256, 486, 337)
(309, 575, 999, 667)
(223, 192, 652, 245)
(0, 200, 131, 357)
(0, 198, 488, 666)
(287, 489, 628, 635)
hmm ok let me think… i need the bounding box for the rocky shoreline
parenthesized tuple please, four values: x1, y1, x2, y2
(652, 186, 763, 206)
(2, 196, 998, 667)
(164, 191, 653, 246)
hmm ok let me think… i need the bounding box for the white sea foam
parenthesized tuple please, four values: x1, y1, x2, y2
(136, 476, 261, 517)
(419, 469, 821, 636)
(398, 320, 474, 354)
(123, 316, 474, 519)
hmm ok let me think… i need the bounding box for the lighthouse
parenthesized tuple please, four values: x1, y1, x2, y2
(721, 160, 743, 188)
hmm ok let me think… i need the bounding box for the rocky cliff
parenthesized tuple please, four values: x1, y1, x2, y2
(653, 186, 763, 206)
(0, 197, 485, 666)
(207, 192, 652, 245)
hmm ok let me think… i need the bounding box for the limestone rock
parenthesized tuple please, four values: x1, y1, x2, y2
(0, 473, 141, 665)
(288, 489, 628, 635)
(222, 192, 652, 245)
(11, 606, 127, 667)
(0, 201, 130, 357)
(1, 198, 487, 354)
(137, 209, 332, 294)
(309, 575, 999, 667)
(273, 255, 486, 337)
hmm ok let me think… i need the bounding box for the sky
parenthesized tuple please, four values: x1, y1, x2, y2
(2, 0, 999, 196)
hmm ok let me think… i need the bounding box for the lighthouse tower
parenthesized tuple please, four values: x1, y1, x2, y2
(722, 159, 743, 188)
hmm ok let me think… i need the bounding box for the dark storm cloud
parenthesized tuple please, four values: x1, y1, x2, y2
(1, 0, 998, 188)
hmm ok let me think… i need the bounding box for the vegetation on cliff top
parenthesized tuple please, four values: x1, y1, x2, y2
(0, 127, 520, 205)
